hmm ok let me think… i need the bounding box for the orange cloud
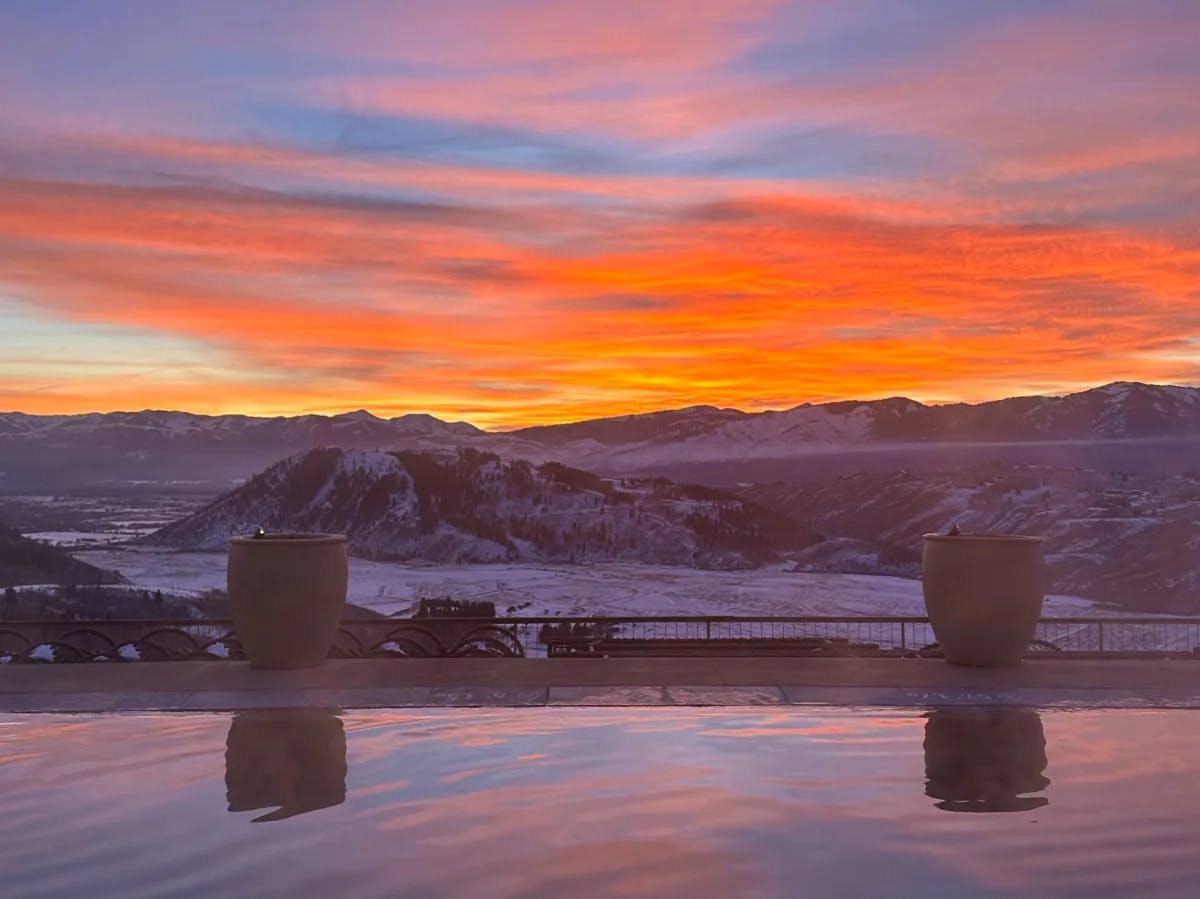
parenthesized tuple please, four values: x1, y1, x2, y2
(1, 170, 1197, 425)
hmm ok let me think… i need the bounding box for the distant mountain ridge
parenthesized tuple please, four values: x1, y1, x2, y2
(145, 447, 820, 567)
(3, 381, 1199, 487)
(489, 380, 1195, 444)
(0, 408, 483, 442)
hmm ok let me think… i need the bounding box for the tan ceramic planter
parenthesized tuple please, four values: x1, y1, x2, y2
(227, 533, 348, 669)
(921, 533, 1045, 667)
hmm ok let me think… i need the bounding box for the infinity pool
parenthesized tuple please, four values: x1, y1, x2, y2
(2, 707, 1197, 897)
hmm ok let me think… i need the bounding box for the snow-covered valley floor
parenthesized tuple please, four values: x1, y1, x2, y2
(76, 547, 1100, 618)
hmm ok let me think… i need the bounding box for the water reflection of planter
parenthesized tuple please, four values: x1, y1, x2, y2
(924, 708, 1050, 813)
(227, 533, 348, 669)
(225, 710, 347, 822)
(922, 533, 1045, 667)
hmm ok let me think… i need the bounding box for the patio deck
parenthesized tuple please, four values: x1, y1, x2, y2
(2, 657, 1198, 712)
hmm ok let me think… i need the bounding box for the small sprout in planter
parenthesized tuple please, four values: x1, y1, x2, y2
(947, 524, 960, 536)
(253, 527, 266, 539)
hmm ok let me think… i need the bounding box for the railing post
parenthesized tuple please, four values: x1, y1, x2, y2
(900, 621, 907, 650)
(706, 620, 711, 639)
(1098, 621, 1104, 653)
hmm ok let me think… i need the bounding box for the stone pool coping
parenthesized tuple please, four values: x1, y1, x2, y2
(2, 657, 1199, 712)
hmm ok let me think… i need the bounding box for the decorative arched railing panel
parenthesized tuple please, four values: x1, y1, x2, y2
(0, 615, 1196, 662)
(364, 625, 447, 658)
(450, 625, 525, 658)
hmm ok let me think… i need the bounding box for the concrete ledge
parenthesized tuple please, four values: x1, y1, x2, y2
(2, 658, 1198, 712)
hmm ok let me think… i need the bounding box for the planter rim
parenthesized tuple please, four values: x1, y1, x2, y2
(229, 532, 347, 546)
(922, 532, 1043, 544)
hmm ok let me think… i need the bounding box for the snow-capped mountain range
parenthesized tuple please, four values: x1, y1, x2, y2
(2, 381, 1198, 487)
(145, 447, 821, 567)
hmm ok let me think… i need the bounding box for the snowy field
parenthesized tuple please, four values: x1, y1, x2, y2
(24, 530, 131, 548)
(1, 492, 204, 548)
(75, 547, 1100, 618)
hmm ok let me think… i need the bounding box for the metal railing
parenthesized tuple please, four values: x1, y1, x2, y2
(2, 615, 1199, 662)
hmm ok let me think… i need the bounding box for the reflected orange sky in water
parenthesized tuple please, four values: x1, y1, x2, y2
(2, 707, 1200, 897)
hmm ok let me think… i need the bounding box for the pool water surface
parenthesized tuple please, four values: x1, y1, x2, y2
(2, 707, 1197, 898)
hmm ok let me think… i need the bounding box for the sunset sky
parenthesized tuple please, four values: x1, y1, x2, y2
(1, 0, 1197, 427)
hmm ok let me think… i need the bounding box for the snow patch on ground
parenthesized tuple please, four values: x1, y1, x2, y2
(75, 548, 1099, 618)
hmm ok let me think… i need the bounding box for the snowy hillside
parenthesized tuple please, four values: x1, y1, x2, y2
(144, 448, 821, 567)
(742, 463, 1200, 613)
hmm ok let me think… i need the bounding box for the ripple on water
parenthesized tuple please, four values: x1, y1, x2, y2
(1, 708, 1198, 898)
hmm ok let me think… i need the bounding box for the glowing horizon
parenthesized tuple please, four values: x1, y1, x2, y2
(1, 377, 1187, 433)
(1, 1, 1197, 429)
